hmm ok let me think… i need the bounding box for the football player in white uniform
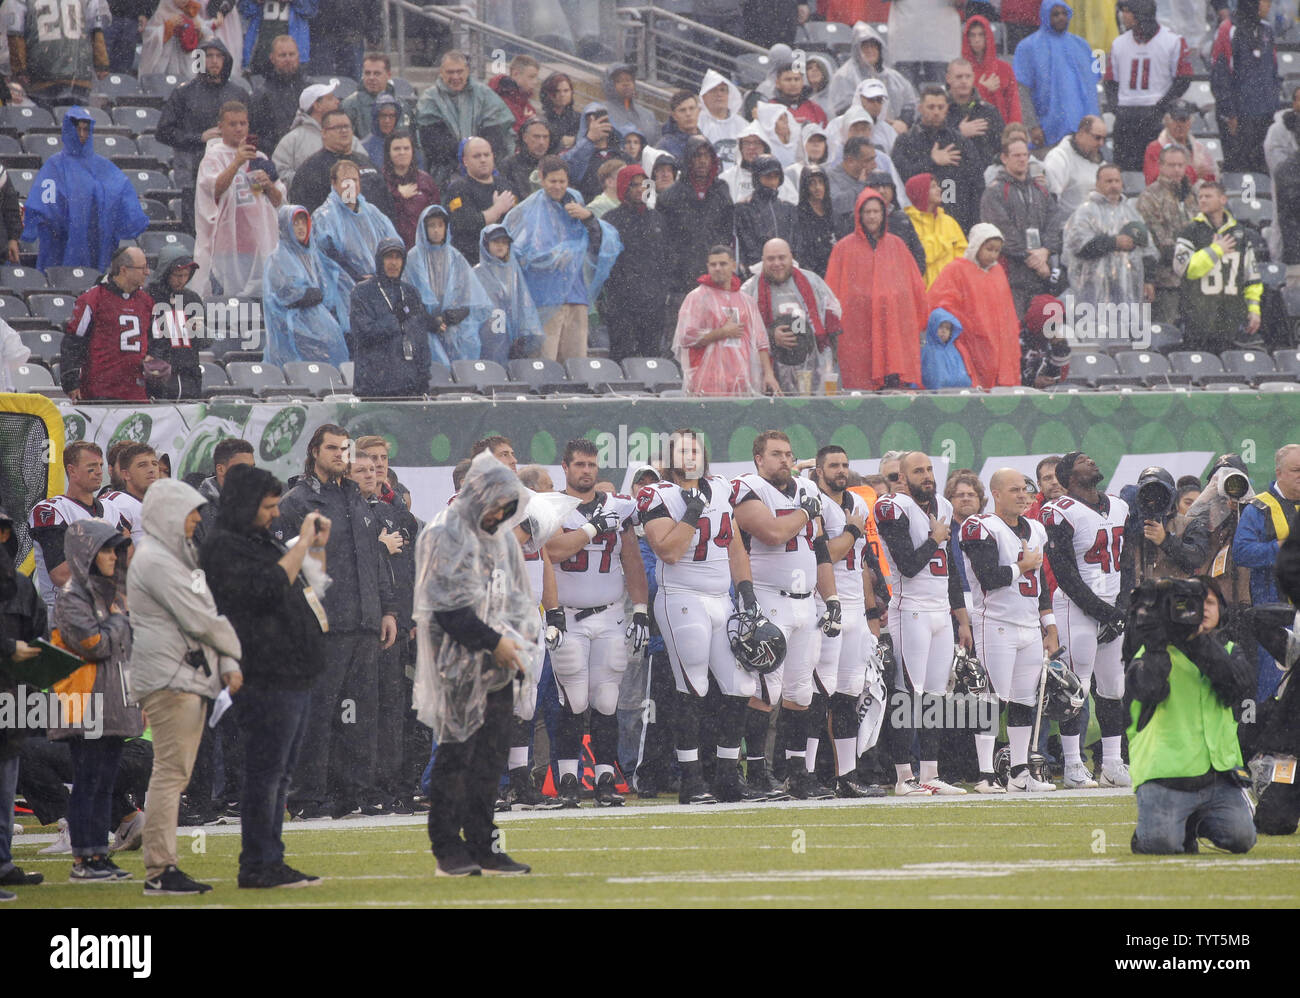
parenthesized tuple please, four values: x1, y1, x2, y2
(545, 439, 650, 807)
(640, 428, 769, 804)
(732, 430, 841, 800)
(1041, 452, 1131, 789)
(98, 441, 158, 546)
(960, 468, 1059, 794)
(28, 441, 126, 614)
(813, 446, 887, 797)
(874, 452, 972, 796)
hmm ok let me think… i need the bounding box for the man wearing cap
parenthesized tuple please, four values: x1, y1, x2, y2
(1044, 115, 1110, 218)
(1142, 99, 1219, 185)
(855, 79, 898, 157)
(1062, 162, 1155, 318)
(289, 109, 393, 216)
(273, 81, 365, 189)
(156, 39, 246, 231)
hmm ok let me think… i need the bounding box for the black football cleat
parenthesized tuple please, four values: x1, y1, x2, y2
(594, 772, 625, 807)
(557, 773, 582, 808)
(835, 775, 886, 798)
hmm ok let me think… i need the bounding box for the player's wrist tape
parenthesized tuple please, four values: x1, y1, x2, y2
(845, 523, 864, 540)
(581, 522, 598, 540)
(865, 606, 883, 620)
(633, 603, 647, 615)
(737, 579, 757, 608)
(1041, 613, 1056, 629)
(813, 534, 831, 564)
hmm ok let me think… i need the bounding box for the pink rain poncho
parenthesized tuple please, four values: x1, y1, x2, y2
(672, 273, 770, 396)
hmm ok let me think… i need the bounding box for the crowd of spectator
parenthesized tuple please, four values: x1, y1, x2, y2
(3, 1, 1300, 398)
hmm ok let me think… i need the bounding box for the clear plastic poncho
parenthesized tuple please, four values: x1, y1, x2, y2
(471, 224, 544, 365)
(672, 279, 768, 396)
(262, 204, 349, 367)
(1062, 190, 1150, 311)
(312, 189, 399, 336)
(194, 136, 283, 297)
(412, 452, 543, 743)
(405, 204, 493, 364)
(1187, 465, 1256, 543)
(503, 186, 623, 309)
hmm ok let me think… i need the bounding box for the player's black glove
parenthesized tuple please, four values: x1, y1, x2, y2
(585, 509, 621, 537)
(799, 492, 822, 522)
(545, 608, 566, 650)
(1097, 617, 1125, 645)
(819, 594, 842, 636)
(626, 603, 650, 651)
(681, 488, 706, 527)
(877, 631, 895, 675)
(736, 579, 759, 612)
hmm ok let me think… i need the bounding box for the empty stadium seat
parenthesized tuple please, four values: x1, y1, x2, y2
(1168, 349, 1237, 385)
(91, 73, 141, 98)
(1202, 383, 1253, 392)
(43, 265, 99, 292)
(0, 134, 22, 157)
(1143, 322, 1183, 353)
(1258, 381, 1300, 391)
(139, 73, 183, 96)
(1233, 199, 1273, 228)
(0, 294, 29, 321)
(1185, 79, 1214, 109)
(1114, 349, 1190, 385)
(3, 266, 49, 294)
(0, 105, 55, 132)
(428, 362, 456, 394)
(1202, 137, 1223, 163)
(111, 105, 161, 134)
(11, 363, 54, 389)
(282, 361, 346, 396)
(391, 77, 416, 101)
(135, 134, 173, 161)
(339, 360, 354, 385)
(141, 198, 172, 224)
(124, 169, 171, 198)
(735, 53, 771, 88)
(1222, 171, 1272, 199)
(225, 361, 287, 396)
(451, 358, 514, 394)
(19, 329, 59, 364)
(1121, 170, 1146, 196)
(507, 357, 569, 393)
(1221, 348, 1278, 382)
(1272, 348, 1300, 375)
(1261, 261, 1287, 290)
(27, 293, 76, 327)
(21, 132, 64, 160)
(140, 231, 196, 257)
(199, 361, 234, 396)
(620, 356, 682, 393)
(796, 19, 852, 53)
(93, 134, 137, 158)
(6, 169, 38, 197)
(564, 357, 642, 392)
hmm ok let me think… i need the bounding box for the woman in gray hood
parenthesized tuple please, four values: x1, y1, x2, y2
(50, 518, 139, 883)
(128, 478, 243, 896)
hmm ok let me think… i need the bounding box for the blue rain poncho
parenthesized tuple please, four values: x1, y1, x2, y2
(502, 186, 623, 313)
(406, 204, 493, 364)
(21, 108, 149, 271)
(262, 204, 349, 367)
(920, 307, 972, 389)
(1012, 0, 1101, 147)
(472, 224, 543, 364)
(311, 188, 399, 335)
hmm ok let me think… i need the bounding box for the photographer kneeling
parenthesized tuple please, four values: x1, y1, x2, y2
(1127, 576, 1256, 854)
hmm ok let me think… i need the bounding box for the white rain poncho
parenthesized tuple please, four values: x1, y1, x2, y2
(698, 68, 746, 170)
(471, 224, 544, 365)
(413, 452, 543, 742)
(785, 121, 837, 190)
(406, 203, 493, 364)
(754, 102, 800, 168)
(1187, 465, 1257, 575)
(718, 119, 799, 205)
(193, 136, 284, 297)
(827, 22, 918, 119)
(1062, 189, 1152, 311)
(139, 1, 212, 79)
(262, 204, 349, 366)
(0, 317, 30, 392)
(312, 188, 399, 336)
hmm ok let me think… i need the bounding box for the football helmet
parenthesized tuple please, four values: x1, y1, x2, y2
(1040, 649, 1085, 721)
(949, 646, 989, 697)
(727, 608, 786, 675)
(993, 745, 1011, 788)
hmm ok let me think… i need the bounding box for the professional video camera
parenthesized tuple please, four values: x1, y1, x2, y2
(1128, 577, 1207, 646)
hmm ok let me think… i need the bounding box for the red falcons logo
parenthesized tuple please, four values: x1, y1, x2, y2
(875, 500, 898, 522)
(32, 504, 55, 527)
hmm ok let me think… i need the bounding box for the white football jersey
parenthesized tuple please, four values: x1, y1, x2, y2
(1041, 493, 1129, 602)
(28, 493, 124, 610)
(636, 475, 735, 596)
(731, 472, 818, 594)
(553, 492, 639, 609)
(960, 513, 1047, 627)
(1109, 28, 1190, 107)
(100, 489, 143, 546)
(873, 492, 954, 612)
(819, 489, 869, 603)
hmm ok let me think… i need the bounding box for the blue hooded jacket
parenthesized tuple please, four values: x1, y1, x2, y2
(262, 203, 349, 368)
(312, 188, 399, 335)
(503, 185, 622, 310)
(238, 0, 315, 68)
(920, 307, 972, 389)
(22, 108, 149, 271)
(472, 224, 543, 364)
(405, 204, 493, 363)
(1012, 0, 1101, 147)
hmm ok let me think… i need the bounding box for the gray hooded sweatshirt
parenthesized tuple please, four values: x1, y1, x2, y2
(127, 479, 242, 702)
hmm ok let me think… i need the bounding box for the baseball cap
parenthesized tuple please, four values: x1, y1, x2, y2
(1167, 99, 1196, 119)
(858, 78, 887, 100)
(299, 82, 338, 112)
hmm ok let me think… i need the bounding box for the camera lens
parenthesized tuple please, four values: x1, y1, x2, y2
(1223, 472, 1248, 499)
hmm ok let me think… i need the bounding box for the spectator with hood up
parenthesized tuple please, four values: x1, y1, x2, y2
(862, 170, 926, 277)
(699, 69, 746, 169)
(828, 21, 918, 123)
(406, 204, 493, 363)
(349, 237, 436, 396)
(22, 108, 149, 272)
(145, 247, 210, 401)
(962, 15, 1022, 125)
(363, 94, 416, 170)
(657, 137, 735, 295)
(313, 160, 399, 339)
(797, 164, 837, 276)
(1014, 1, 1102, 149)
(602, 164, 673, 360)
(903, 171, 967, 286)
(602, 64, 660, 144)
(719, 122, 800, 205)
(735, 155, 800, 274)
(263, 203, 349, 367)
(473, 225, 544, 363)
(567, 103, 622, 203)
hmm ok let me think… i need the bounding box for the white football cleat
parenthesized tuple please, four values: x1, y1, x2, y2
(919, 777, 967, 796)
(973, 778, 1007, 794)
(1099, 760, 1132, 787)
(38, 817, 71, 855)
(1062, 762, 1099, 789)
(894, 778, 934, 797)
(1007, 769, 1057, 793)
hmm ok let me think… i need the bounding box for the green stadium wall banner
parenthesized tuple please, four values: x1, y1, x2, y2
(56, 393, 1298, 523)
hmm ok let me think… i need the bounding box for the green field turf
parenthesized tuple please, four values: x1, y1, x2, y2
(9, 790, 1300, 908)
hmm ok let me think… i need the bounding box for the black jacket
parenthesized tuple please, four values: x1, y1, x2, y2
(656, 135, 735, 292)
(735, 181, 800, 274)
(248, 68, 312, 152)
(289, 148, 394, 217)
(0, 513, 48, 759)
(442, 172, 512, 265)
(603, 199, 672, 306)
(1276, 139, 1300, 265)
(499, 148, 541, 202)
(945, 94, 1005, 174)
(348, 237, 434, 396)
(0, 169, 22, 248)
(156, 39, 245, 157)
(274, 472, 397, 633)
(145, 248, 212, 400)
(368, 494, 415, 629)
(893, 121, 984, 231)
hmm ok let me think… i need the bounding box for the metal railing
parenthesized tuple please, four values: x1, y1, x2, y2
(616, 5, 767, 93)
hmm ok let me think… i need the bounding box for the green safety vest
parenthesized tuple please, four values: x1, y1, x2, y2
(1127, 642, 1242, 789)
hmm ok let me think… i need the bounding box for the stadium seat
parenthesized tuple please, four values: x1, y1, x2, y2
(140, 198, 172, 224)
(111, 105, 161, 134)
(1185, 79, 1214, 109)
(1258, 380, 1300, 391)
(796, 19, 852, 54)
(1168, 349, 1238, 385)
(0, 134, 22, 156)
(392, 78, 416, 101)
(27, 293, 76, 327)
(0, 293, 29, 320)
(428, 362, 456, 394)
(1065, 351, 1119, 386)
(0, 105, 55, 132)
(1233, 199, 1273, 228)
(1222, 171, 1272, 200)
(136, 134, 173, 161)
(339, 360, 354, 385)
(91, 73, 141, 99)
(564, 357, 643, 392)
(19, 329, 59, 364)
(6, 168, 38, 197)
(1121, 170, 1145, 196)
(11, 363, 54, 389)
(140, 231, 196, 257)
(21, 132, 65, 160)
(1261, 261, 1287, 290)
(199, 361, 236, 396)
(43, 265, 99, 292)
(451, 358, 514, 394)
(124, 169, 173, 199)
(1143, 322, 1183, 353)
(507, 357, 569, 393)
(282, 360, 346, 396)
(139, 73, 183, 97)
(1114, 349, 1191, 385)
(54, 105, 112, 130)
(735, 53, 771, 88)
(1202, 383, 1253, 392)
(3, 266, 49, 294)
(308, 75, 358, 100)
(93, 134, 138, 158)
(620, 356, 682, 393)
(1221, 348, 1278, 383)
(225, 361, 287, 397)
(1272, 348, 1300, 375)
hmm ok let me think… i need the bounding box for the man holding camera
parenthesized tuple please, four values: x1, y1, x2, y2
(1126, 576, 1256, 854)
(1121, 466, 1207, 597)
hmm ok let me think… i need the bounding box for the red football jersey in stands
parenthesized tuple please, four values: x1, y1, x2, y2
(66, 283, 155, 401)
